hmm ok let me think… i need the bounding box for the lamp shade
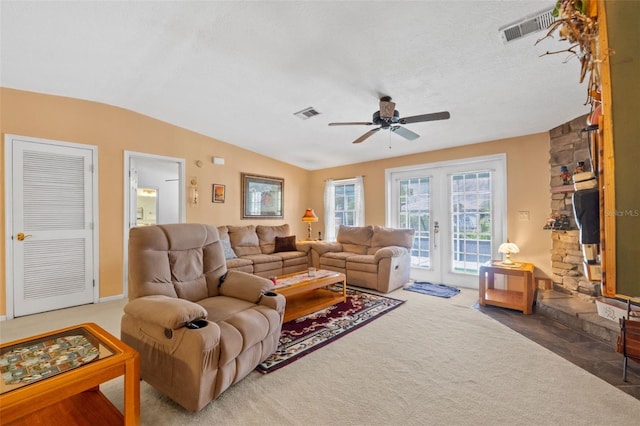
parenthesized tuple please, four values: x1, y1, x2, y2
(498, 242, 519, 254)
(498, 241, 519, 264)
(301, 208, 318, 222)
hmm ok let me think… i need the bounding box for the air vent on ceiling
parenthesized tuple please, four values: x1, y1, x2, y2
(294, 107, 320, 120)
(499, 7, 555, 43)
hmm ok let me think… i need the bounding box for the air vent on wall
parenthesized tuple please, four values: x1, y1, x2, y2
(499, 7, 555, 43)
(293, 107, 320, 120)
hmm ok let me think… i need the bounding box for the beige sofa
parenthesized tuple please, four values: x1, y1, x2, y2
(218, 224, 310, 277)
(121, 223, 285, 412)
(309, 225, 415, 293)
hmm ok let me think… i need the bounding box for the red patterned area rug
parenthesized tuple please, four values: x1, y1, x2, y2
(256, 288, 405, 373)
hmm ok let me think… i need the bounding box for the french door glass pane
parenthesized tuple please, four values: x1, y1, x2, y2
(399, 177, 430, 268)
(450, 171, 492, 274)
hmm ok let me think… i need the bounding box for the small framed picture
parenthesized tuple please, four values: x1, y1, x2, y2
(212, 184, 225, 203)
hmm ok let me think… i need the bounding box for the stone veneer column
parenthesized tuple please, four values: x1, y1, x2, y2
(548, 114, 600, 299)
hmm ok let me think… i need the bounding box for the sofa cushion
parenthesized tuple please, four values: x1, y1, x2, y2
(256, 224, 291, 254)
(225, 257, 253, 272)
(337, 225, 373, 253)
(274, 235, 297, 252)
(198, 295, 257, 323)
(228, 225, 261, 256)
(240, 254, 282, 274)
(319, 251, 357, 269)
(168, 249, 209, 302)
(369, 226, 414, 254)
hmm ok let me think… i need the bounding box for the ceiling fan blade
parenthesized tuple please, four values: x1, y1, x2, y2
(328, 122, 374, 126)
(390, 125, 420, 141)
(353, 127, 381, 144)
(399, 111, 450, 124)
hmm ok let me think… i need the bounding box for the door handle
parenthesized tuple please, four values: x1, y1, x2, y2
(433, 221, 439, 249)
(16, 232, 32, 241)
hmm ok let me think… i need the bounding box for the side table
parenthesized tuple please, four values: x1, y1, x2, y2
(0, 322, 140, 425)
(479, 261, 535, 315)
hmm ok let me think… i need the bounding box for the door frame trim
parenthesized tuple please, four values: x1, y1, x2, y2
(385, 153, 507, 287)
(122, 151, 185, 297)
(4, 134, 99, 320)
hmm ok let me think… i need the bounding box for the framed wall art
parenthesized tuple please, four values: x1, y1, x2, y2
(212, 184, 225, 203)
(241, 173, 283, 219)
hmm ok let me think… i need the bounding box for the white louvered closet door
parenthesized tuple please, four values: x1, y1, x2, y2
(12, 139, 95, 317)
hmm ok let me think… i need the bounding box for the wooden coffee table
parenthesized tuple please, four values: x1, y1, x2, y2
(0, 322, 139, 425)
(273, 269, 347, 322)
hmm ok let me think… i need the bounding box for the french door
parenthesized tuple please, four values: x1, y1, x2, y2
(387, 155, 506, 288)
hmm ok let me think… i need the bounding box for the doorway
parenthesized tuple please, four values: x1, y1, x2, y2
(123, 152, 185, 295)
(386, 154, 506, 288)
(4, 134, 98, 318)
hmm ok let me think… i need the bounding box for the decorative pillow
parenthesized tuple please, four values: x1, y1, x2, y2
(220, 238, 237, 260)
(274, 235, 297, 253)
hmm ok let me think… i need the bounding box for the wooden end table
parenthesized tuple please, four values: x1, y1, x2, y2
(479, 261, 535, 315)
(273, 269, 347, 322)
(0, 322, 140, 425)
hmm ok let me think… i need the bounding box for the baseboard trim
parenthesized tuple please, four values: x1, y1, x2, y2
(99, 294, 125, 303)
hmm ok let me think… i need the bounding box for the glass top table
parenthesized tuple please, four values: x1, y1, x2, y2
(0, 322, 139, 425)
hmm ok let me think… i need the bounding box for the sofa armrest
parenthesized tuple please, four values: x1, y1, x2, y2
(219, 270, 274, 303)
(373, 246, 409, 262)
(309, 241, 343, 256)
(124, 295, 208, 330)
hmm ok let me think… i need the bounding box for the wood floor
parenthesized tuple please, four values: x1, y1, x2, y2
(476, 302, 640, 400)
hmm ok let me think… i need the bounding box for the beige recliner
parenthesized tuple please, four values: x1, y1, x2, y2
(121, 223, 285, 412)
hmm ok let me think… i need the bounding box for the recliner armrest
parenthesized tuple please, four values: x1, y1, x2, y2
(373, 246, 409, 262)
(219, 270, 274, 303)
(124, 295, 208, 329)
(259, 291, 286, 313)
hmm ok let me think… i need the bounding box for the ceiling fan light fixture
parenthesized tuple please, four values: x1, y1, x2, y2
(329, 96, 450, 144)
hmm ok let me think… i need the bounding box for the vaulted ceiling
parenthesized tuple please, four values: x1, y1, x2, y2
(1, 1, 590, 170)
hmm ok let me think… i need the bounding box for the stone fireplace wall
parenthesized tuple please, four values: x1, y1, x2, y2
(548, 114, 600, 299)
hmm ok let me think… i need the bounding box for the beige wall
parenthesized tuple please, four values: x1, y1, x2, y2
(0, 88, 310, 315)
(1, 88, 553, 317)
(308, 133, 553, 279)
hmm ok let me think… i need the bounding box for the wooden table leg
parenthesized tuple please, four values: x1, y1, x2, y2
(124, 353, 140, 425)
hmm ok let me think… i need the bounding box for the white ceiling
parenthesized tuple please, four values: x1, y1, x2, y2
(0, 1, 590, 170)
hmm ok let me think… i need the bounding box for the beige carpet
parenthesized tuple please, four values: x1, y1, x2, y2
(3, 289, 639, 425)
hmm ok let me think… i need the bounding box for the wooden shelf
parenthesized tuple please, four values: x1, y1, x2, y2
(8, 389, 123, 426)
(283, 287, 345, 322)
(483, 288, 524, 309)
(551, 184, 575, 193)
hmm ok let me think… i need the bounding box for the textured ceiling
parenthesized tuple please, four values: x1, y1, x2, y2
(0, 1, 590, 170)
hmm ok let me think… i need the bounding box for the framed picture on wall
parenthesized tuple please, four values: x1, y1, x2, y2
(212, 184, 225, 203)
(241, 173, 283, 219)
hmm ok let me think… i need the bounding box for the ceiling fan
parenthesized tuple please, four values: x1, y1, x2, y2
(328, 96, 450, 144)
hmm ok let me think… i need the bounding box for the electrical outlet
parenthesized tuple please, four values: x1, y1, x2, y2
(518, 211, 530, 221)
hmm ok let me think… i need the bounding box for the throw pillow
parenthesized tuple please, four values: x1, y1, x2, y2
(220, 238, 237, 260)
(274, 235, 297, 253)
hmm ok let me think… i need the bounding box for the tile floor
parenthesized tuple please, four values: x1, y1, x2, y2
(475, 302, 640, 401)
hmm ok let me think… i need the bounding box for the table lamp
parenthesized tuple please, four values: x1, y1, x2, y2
(498, 241, 519, 264)
(301, 208, 318, 241)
